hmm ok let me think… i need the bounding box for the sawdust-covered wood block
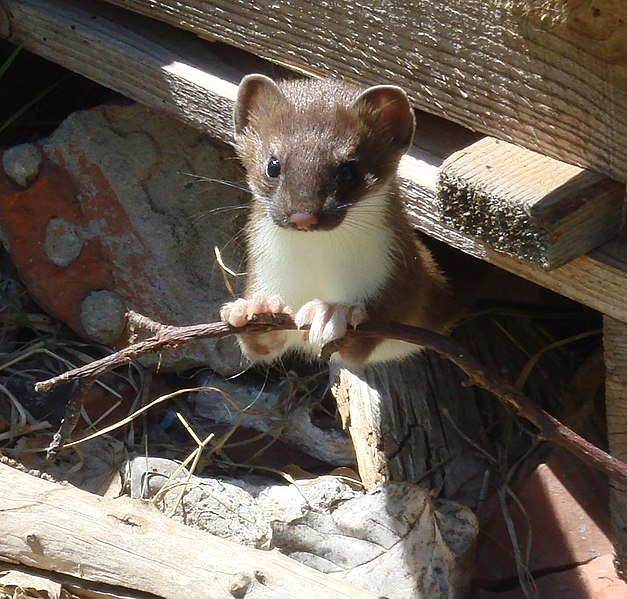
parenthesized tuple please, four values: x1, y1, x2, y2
(437, 138, 625, 269)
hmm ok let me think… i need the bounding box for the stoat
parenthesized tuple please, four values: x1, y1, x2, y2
(221, 74, 464, 368)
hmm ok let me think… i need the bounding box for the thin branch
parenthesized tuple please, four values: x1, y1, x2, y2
(46, 377, 95, 460)
(359, 321, 627, 483)
(34, 311, 627, 483)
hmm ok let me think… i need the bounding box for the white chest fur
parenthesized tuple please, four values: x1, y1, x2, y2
(249, 188, 396, 311)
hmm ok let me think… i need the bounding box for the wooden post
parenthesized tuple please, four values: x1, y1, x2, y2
(604, 316, 627, 575)
(437, 137, 624, 269)
(331, 344, 497, 503)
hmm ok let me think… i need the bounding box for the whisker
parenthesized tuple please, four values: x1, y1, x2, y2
(191, 206, 250, 227)
(215, 229, 247, 257)
(179, 171, 250, 194)
(201, 205, 250, 217)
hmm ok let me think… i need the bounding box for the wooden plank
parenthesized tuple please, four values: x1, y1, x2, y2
(403, 168, 627, 325)
(437, 138, 625, 269)
(0, 0, 240, 142)
(604, 316, 627, 571)
(101, 0, 627, 183)
(0, 0, 625, 324)
(0, 461, 380, 599)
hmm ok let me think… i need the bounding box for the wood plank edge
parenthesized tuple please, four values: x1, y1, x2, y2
(603, 316, 627, 571)
(437, 139, 625, 269)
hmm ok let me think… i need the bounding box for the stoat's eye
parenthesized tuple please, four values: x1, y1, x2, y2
(266, 157, 281, 178)
(337, 160, 360, 185)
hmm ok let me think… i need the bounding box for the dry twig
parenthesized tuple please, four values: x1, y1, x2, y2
(35, 311, 627, 483)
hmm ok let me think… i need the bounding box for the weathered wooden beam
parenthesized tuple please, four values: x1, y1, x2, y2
(101, 0, 627, 183)
(604, 316, 627, 572)
(0, 0, 625, 325)
(438, 138, 625, 268)
(404, 181, 627, 325)
(0, 460, 380, 598)
(331, 349, 494, 497)
(0, 0, 239, 142)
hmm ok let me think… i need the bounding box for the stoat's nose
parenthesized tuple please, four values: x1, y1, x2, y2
(288, 211, 318, 231)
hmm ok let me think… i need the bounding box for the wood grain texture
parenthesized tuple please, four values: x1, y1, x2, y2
(604, 316, 627, 572)
(102, 0, 627, 182)
(438, 138, 625, 268)
(0, 461, 380, 599)
(0, 0, 239, 142)
(0, 0, 625, 324)
(331, 353, 490, 499)
(402, 159, 627, 324)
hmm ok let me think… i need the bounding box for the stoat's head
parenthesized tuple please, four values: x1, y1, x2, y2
(234, 74, 415, 232)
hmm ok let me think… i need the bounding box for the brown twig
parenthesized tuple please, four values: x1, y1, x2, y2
(359, 322, 627, 483)
(35, 311, 627, 483)
(35, 314, 261, 393)
(46, 378, 95, 460)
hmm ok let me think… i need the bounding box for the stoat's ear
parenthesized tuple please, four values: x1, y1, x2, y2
(350, 85, 415, 151)
(234, 74, 286, 138)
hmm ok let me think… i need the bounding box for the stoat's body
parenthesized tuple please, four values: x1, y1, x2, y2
(221, 75, 461, 367)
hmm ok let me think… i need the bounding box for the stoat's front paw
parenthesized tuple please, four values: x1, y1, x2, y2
(221, 293, 291, 362)
(220, 292, 289, 327)
(295, 300, 367, 346)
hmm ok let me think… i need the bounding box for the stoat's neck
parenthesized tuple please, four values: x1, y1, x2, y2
(248, 184, 398, 310)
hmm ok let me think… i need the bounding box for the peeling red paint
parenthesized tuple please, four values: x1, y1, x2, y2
(0, 146, 177, 345)
(0, 153, 115, 337)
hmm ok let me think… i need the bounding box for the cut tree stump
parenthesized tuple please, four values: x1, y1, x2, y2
(331, 354, 487, 496)
(330, 314, 579, 504)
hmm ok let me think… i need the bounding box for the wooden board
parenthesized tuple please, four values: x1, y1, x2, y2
(438, 138, 625, 268)
(0, 0, 240, 142)
(0, 460, 380, 599)
(101, 0, 627, 183)
(0, 0, 626, 325)
(403, 174, 627, 325)
(604, 316, 627, 571)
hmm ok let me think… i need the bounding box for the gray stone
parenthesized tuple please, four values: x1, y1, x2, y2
(123, 455, 477, 598)
(2, 143, 41, 187)
(194, 375, 354, 466)
(124, 455, 361, 550)
(80, 290, 127, 344)
(44, 218, 85, 267)
(1, 103, 249, 373)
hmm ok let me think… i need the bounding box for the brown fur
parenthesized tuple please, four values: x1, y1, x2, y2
(231, 75, 467, 365)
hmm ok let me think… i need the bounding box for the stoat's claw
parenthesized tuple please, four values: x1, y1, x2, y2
(221, 293, 291, 362)
(221, 293, 289, 327)
(347, 304, 368, 329)
(295, 300, 367, 346)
